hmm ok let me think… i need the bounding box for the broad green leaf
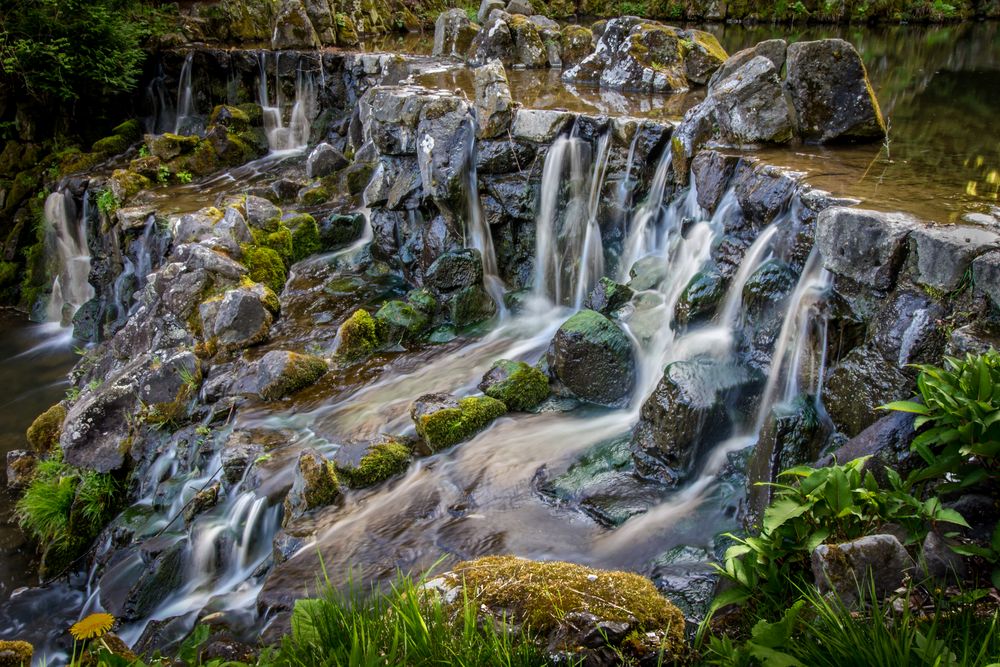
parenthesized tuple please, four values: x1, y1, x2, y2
(880, 400, 930, 414)
(750, 600, 804, 648)
(763, 497, 810, 534)
(292, 597, 326, 646)
(934, 508, 971, 529)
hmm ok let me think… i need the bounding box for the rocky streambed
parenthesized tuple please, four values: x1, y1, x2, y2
(1, 5, 1000, 665)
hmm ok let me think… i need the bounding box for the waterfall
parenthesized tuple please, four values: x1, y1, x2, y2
(44, 191, 95, 326)
(718, 223, 779, 329)
(145, 61, 172, 134)
(110, 213, 158, 326)
(258, 53, 315, 153)
(173, 53, 195, 135)
(461, 115, 507, 315)
(619, 148, 672, 279)
(533, 130, 609, 307)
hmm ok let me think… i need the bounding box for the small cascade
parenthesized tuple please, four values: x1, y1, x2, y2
(110, 213, 160, 326)
(258, 53, 315, 153)
(145, 61, 173, 134)
(44, 191, 95, 326)
(619, 148, 672, 279)
(718, 223, 779, 329)
(533, 130, 610, 307)
(461, 115, 506, 314)
(616, 130, 641, 212)
(173, 52, 196, 135)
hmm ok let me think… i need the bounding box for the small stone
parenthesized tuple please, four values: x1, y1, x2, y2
(283, 450, 341, 525)
(812, 534, 914, 607)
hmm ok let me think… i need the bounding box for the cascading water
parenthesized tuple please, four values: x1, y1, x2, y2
(44, 191, 95, 326)
(461, 115, 507, 314)
(110, 214, 159, 326)
(619, 148, 672, 279)
(718, 223, 779, 329)
(258, 53, 315, 153)
(173, 53, 195, 135)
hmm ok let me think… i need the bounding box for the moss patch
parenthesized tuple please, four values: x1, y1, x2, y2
(241, 244, 288, 294)
(450, 555, 686, 655)
(480, 360, 550, 411)
(0, 640, 33, 665)
(375, 300, 430, 342)
(336, 309, 386, 360)
(287, 214, 321, 262)
(26, 403, 67, 453)
(415, 395, 507, 451)
(260, 352, 328, 401)
(336, 438, 412, 488)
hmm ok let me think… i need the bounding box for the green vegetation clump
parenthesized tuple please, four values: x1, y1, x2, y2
(241, 244, 287, 294)
(336, 439, 412, 488)
(286, 214, 321, 263)
(336, 309, 385, 360)
(375, 300, 430, 342)
(90, 134, 129, 155)
(25, 402, 66, 453)
(481, 359, 550, 411)
(0, 261, 17, 288)
(0, 640, 33, 665)
(259, 352, 327, 401)
(415, 395, 507, 451)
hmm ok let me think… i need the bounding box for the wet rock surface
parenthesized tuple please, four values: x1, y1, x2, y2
(546, 309, 636, 408)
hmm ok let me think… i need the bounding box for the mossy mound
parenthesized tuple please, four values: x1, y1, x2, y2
(286, 214, 321, 262)
(0, 640, 33, 666)
(241, 244, 288, 294)
(449, 555, 687, 659)
(90, 134, 130, 155)
(336, 309, 386, 360)
(375, 300, 430, 342)
(414, 395, 507, 451)
(284, 451, 342, 524)
(257, 351, 328, 401)
(26, 403, 67, 453)
(335, 437, 412, 488)
(479, 359, 550, 411)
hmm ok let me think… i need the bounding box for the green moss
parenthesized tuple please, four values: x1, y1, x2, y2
(260, 352, 328, 401)
(288, 454, 342, 516)
(0, 640, 33, 665)
(287, 214, 321, 263)
(148, 133, 200, 160)
(299, 183, 331, 206)
(336, 309, 386, 360)
(407, 288, 438, 314)
(90, 134, 129, 155)
(237, 103, 264, 126)
(108, 168, 151, 202)
(336, 439, 412, 488)
(25, 403, 66, 453)
(450, 556, 686, 657)
(375, 300, 430, 342)
(209, 104, 251, 131)
(0, 261, 17, 288)
(111, 119, 143, 142)
(241, 244, 288, 294)
(416, 395, 507, 451)
(481, 360, 549, 411)
(257, 226, 293, 265)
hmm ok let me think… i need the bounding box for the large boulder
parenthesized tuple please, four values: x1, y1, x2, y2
(271, 0, 321, 49)
(306, 142, 348, 179)
(815, 207, 919, 290)
(907, 224, 1000, 293)
(467, 10, 516, 65)
(631, 359, 757, 483)
(474, 60, 515, 139)
(785, 39, 886, 143)
(433, 9, 479, 58)
(546, 309, 635, 408)
(241, 350, 328, 401)
(210, 283, 277, 352)
(712, 56, 794, 145)
(708, 39, 787, 91)
(562, 18, 726, 93)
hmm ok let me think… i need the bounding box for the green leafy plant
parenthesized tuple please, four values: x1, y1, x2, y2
(138, 144, 150, 158)
(176, 170, 193, 184)
(96, 189, 120, 215)
(156, 164, 170, 184)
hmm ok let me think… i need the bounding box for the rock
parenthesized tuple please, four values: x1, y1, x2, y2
(562, 18, 726, 94)
(410, 393, 507, 452)
(474, 60, 515, 139)
(104, 538, 187, 620)
(584, 277, 634, 316)
(560, 25, 593, 69)
(510, 109, 572, 142)
(921, 531, 966, 582)
(817, 410, 917, 482)
(505, 0, 532, 15)
(812, 534, 913, 607)
(628, 255, 669, 291)
(712, 57, 794, 145)
(61, 378, 138, 473)
(669, 100, 716, 184)
(447, 285, 497, 327)
(631, 359, 757, 483)
(247, 350, 327, 401)
(336, 309, 385, 360)
(691, 150, 738, 215)
(479, 359, 550, 411)
(183, 483, 220, 523)
(213, 285, 276, 351)
(245, 195, 281, 231)
(823, 344, 911, 437)
(478, 0, 505, 22)
(217, 207, 253, 246)
(467, 11, 515, 66)
(546, 310, 635, 408)
(948, 322, 1000, 356)
(318, 212, 365, 248)
(116, 205, 158, 231)
(25, 403, 66, 453)
(333, 435, 412, 488)
(138, 350, 200, 404)
(815, 207, 920, 290)
(676, 270, 725, 324)
(742, 259, 797, 314)
(375, 300, 430, 341)
(425, 249, 484, 292)
(6, 450, 36, 490)
(271, 0, 320, 50)
(306, 143, 348, 179)
(283, 450, 341, 525)
(708, 39, 787, 91)
(908, 224, 1000, 292)
(732, 161, 798, 226)
(0, 641, 32, 666)
(432, 9, 479, 58)
(508, 15, 546, 68)
(971, 250, 1000, 309)
(785, 39, 885, 143)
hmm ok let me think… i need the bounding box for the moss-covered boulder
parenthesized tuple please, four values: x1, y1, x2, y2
(241, 244, 288, 294)
(584, 276, 634, 316)
(148, 133, 200, 161)
(546, 309, 635, 408)
(250, 350, 328, 401)
(286, 214, 321, 262)
(410, 393, 507, 452)
(209, 104, 251, 132)
(0, 640, 33, 666)
(91, 134, 130, 155)
(560, 24, 594, 68)
(508, 14, 547, 68)
(432, 9, 479, 58)
(334, 435, 412, 488)
(479, 359, 550, 411)
(437, 556, 687, 662)
(283, 450, 341, 525)
(336, 309, 386, 360)
(26, 403, 66, 453)
(108, 169, 151, 204)
(375, 300, 430, 342)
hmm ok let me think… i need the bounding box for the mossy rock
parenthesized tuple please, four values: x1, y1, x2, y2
(148, 133, 200, 161)
(241, 244, 288, 294)
(299, 182, 331, 206)
(406, 288, 438, 314)
(209, 104, 251, 132)
(0, 261, 17, 288)
(284, 451, 341, 524)
(448, 285, 497, 328)
(447, 555, 687, 660)
(256, 350, 328, 401)
(286, 214, 321, 263)
(237, 102, 264, 126)
(91, 134, 130, 155)
(112, 119, 144, 142)
(129, 155, 164, 180)
(676, 270, 725, 324)
(343, 161, 375, 195)
(336, 309, 386, 360)
(0, 639, 33, 666)
(479, 359, 550, 411)
(26, 403, 66, 453)
(253, 225, 293, 265)
(335, 13, 360, 45)
(108, 169, 151, 203)
(58, 149, 103, 176)
(375, 300, 430, 342)
(412, 394, 507, 452)
(334, 436, 412, 488)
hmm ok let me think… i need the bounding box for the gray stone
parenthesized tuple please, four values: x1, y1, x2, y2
(174, 243, 247, 281)
(546, 309, 636, 408)
(474, 60, 515, 139)
(816, 207, 920, 290)
(213, 286, 275, 351)
(478, 0, 505, 22)
(670, 100, 716, 184)
(283, 450, 341, 525)
(425, 249, 484, 292)
(818, 410, 917, 480)
(920, 531, 966, 583)
(6, 450, 36, 490)
(972, 250, 1000, 309)
(712, 57, 795, 145)
(467, 11, 515, 66)
(242, 350, 328, 401)
(812, 534, 913, 606)
(116, 205, 157, 231)
(510, 108, 572, 142)
(139, 350, 200, 404)
(708, 39, 787, 91)
(691, 150, 738, 215)
(785, 39, 885, 143)
(61, 378, 138, 472)
(271, 0, 320, 50)
(584, 277, 634, 316)
(823, 343, 912, 437)
(908, 224, 1000, 292)
(505, 0, 532, 15)
(245, 195, 281, 230)
(217, 207, 253, 246)
(306, 142, 348, 179)
(948, 323, 1000, 356)
(433, 9, 479, 58)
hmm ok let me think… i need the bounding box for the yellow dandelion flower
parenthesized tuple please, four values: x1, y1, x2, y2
(69, 613, 115, 640)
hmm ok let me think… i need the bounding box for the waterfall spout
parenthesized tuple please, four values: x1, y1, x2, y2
(44, 191, 94, 326)
(462, 115, 506, 315)
(258, 53, 315, 154)
(173, 52, 195, 135)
